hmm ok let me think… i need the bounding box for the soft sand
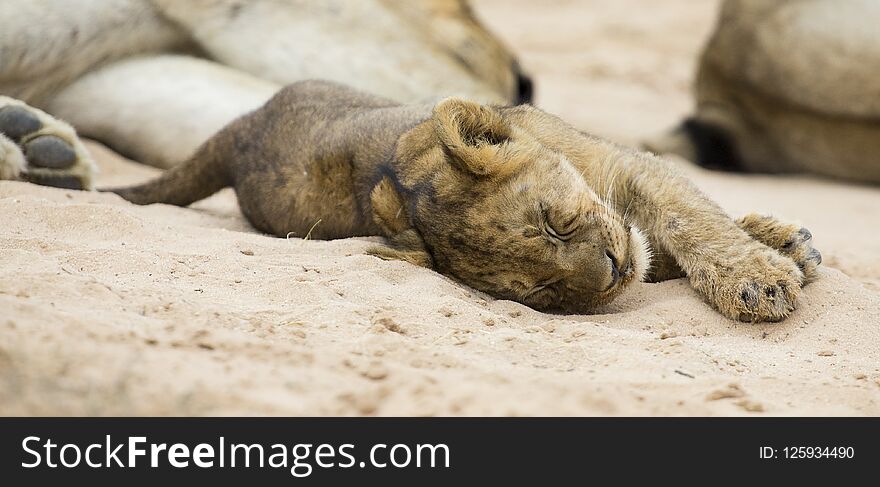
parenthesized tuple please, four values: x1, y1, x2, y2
(1, 0, 878, 415)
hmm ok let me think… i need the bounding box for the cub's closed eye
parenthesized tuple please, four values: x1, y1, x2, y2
(539, 203, 579, 241)
(544, 223, 575, 240)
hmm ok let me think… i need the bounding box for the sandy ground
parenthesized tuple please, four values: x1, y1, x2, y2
(2, 0, 879, 416)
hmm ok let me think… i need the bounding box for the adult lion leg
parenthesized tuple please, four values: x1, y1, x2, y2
(150, 0, 518, 104)
(0, 0, 185, 105)
(0, 97, 95, 190)
(45, 55, 279, 169)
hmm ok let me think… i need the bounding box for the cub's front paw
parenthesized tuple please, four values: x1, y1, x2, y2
(736, 214, 822, 283)
(693, 244, 804, 323)
(0, 97, 95, 190)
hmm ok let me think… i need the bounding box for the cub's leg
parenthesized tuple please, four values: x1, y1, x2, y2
(735, 214, 822, 283)
(0, 97, 95, 190)
(644, 247, 686, 282)
(646, 215, 822, 284)
(600, 152, 806, 322)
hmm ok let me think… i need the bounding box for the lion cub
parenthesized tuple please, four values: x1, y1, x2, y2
(108, 80, 821, 322)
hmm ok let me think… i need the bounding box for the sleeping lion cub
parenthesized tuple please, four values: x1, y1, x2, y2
(94, 80, 820, 322)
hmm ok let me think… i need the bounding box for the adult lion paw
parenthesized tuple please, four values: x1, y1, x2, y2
(692, 243, 804, 323)
(0, 97, 95, 190)
(736, 214, 822, 283)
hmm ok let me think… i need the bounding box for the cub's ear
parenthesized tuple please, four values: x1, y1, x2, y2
(432, 97, 514, 177)
(367, 177, 433, 269)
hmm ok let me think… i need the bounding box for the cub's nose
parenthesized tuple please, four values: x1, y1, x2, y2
(605, 249, 621, 289)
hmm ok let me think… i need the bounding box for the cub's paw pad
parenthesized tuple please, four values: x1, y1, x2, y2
(698, 244, 803, 323)
(0, 98, 94, 190)
(736, 280, 794, 323)
(735, 281, 795, 323)
(0, 106, 43, 140)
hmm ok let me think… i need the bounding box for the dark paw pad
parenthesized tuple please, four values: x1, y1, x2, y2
(25, 173, 85, 190)
(739, 282, 760, 309)
(0, 106, 42, 141)
(24, 135, 77, 169)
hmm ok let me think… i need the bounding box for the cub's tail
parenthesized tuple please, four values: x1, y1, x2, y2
(103, 135, 231, 207)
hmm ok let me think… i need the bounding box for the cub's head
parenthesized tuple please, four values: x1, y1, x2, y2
(370, 98, 650, 313)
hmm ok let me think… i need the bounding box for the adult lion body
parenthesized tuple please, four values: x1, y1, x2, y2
(647, 0, 880, 183)
(109, 80, 822, 322)
(0, 0, 530, 173)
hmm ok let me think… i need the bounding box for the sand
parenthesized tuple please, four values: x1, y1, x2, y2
(1, 0, 878, 416)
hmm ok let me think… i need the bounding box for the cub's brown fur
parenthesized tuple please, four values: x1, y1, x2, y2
(110, 80, 822, 321)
